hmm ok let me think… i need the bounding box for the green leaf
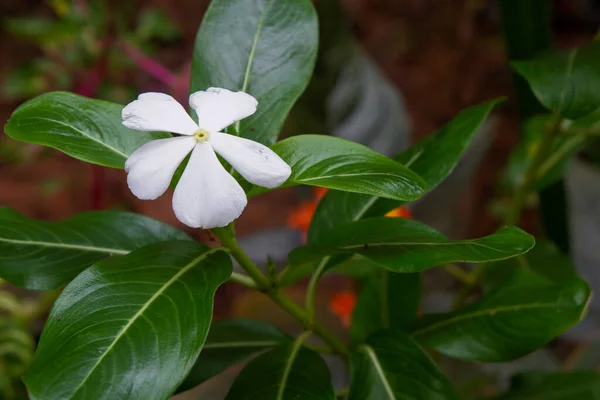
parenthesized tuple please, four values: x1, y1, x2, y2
(484, 239, 576, 292)
(178, 319, 290, 393)
(24, 241, 232, 400)
(0, 207, 190, 290)
(494, 371, 600, 400)
(4, 91, 170, 168)
(512, 42, 600, 120)
(308, 99, 502, 243)
(225, 341, 335, 400)
(191, 0, 318, 146)
(263, 135, 426, 201)
(413, 269, 591, 362)
(349, 330, 457, 400)
(500, 116, 587, 193)
(290, 217, 535, 273)
(350, 271, 420, 344)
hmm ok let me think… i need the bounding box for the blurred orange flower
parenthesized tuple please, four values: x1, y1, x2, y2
(329, 290, 357, 328)
(287, 187, 413, 241)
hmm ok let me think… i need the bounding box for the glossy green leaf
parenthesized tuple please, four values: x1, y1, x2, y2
(225, 342, 335, 400)
(512, 42, 600, 120)
(500, 115, 587, 193)
(24, 241, 232, 400)
(0, 207, 190, 290)
(190, 0, 318, 146)
(493, 371, 600, 400)
(351, 271, 420, 344)
(349, 330, 457, 400)
(290, 217, 535, 273)
(265, 135, 426, 201)
(308, 99, 502, 243)
(4, 91, 170, 168)
(178, 319, 290, 393)
(484, 239, 576, 292)
(413, 269, 591, 362)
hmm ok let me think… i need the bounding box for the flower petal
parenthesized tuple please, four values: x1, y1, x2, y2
(125, 136, 195, 200)
(172, 142, 247, 228)
(210, 132, 291, 188)
(122, 93, 198, 135)
(189, 88, 257, 132)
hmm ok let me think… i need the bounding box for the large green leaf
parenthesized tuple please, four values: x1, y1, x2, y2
(225, 342, 335, 400)
(290, 217, 535, 273)
(493, 371, 600, 400)
(190, 0, 318, 146)
(178, 319, 290, 393)
(308, 99, 501, 243)
(4, 92, 170, 168)
(512, 42, 600, 120)
(350, 271, 420, 344)
(24, 241, 232, 400)
(0, 207, 190, 290)
(413, 269, 591, 362)
(349, 330, 457, 400)
(263, 135, 426, 201)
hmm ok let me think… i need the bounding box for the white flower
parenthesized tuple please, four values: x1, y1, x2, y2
(122, 88, 291, 229)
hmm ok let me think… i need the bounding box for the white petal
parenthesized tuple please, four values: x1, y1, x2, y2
(189, 87, 257, 132)
(210, 132, 291, 188)
(125, 136, 195, 200)
(122, 92, 198, 135)
(172, 143, 247, 229)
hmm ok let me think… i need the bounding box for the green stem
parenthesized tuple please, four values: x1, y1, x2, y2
(505, 116, 562, 226)
(306, 257, 329, 323)
(335, 387, 350, 399)
(303, 342, 335, 355)
(216, 226, 349, 360)
(442, 263, 476, 285)
(229, 272, 259, 289)
(456, 115, 564, 306)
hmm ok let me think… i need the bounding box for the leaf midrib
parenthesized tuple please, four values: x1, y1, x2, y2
(28, 116, 129, 159)
(360, 345, 396, 400)
(412, 302, 567, 338)
(203, 340, 281, 349)
(235, 0, 275, 133)
(0, 237, 128, 255)
(68, 247, 224, 399)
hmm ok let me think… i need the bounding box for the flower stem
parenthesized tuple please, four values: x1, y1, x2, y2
(216, 225, 349, 361)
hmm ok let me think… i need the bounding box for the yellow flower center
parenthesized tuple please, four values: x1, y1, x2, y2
(193, 129, 210, 143)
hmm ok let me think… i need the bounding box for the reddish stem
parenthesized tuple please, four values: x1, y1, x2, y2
(119, 40, 176, 87)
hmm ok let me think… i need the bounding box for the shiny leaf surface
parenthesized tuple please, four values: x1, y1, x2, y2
(24, 241, 232, 400)
(308, 99, 501, 243)
(0, 208, 190, 290)
(413, 269, 591, 362)
(4, 92, 169, 168)
(191, 0, 318, 146)
(225, 342, 335, 400)
(290, 217, 535, 273)
(178, 319, 290, 393)
(349, 330, 457, 400)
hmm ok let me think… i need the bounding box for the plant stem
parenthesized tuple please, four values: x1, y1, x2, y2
(455, 115, 564, 307)
(229, 272, 259, 289)
(306, 257, 329, 323)
(216, 226, 349, 360)
(505, 116, 562, 225)
(335, 387, 350, 399)
(442, 263, 475, 285)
